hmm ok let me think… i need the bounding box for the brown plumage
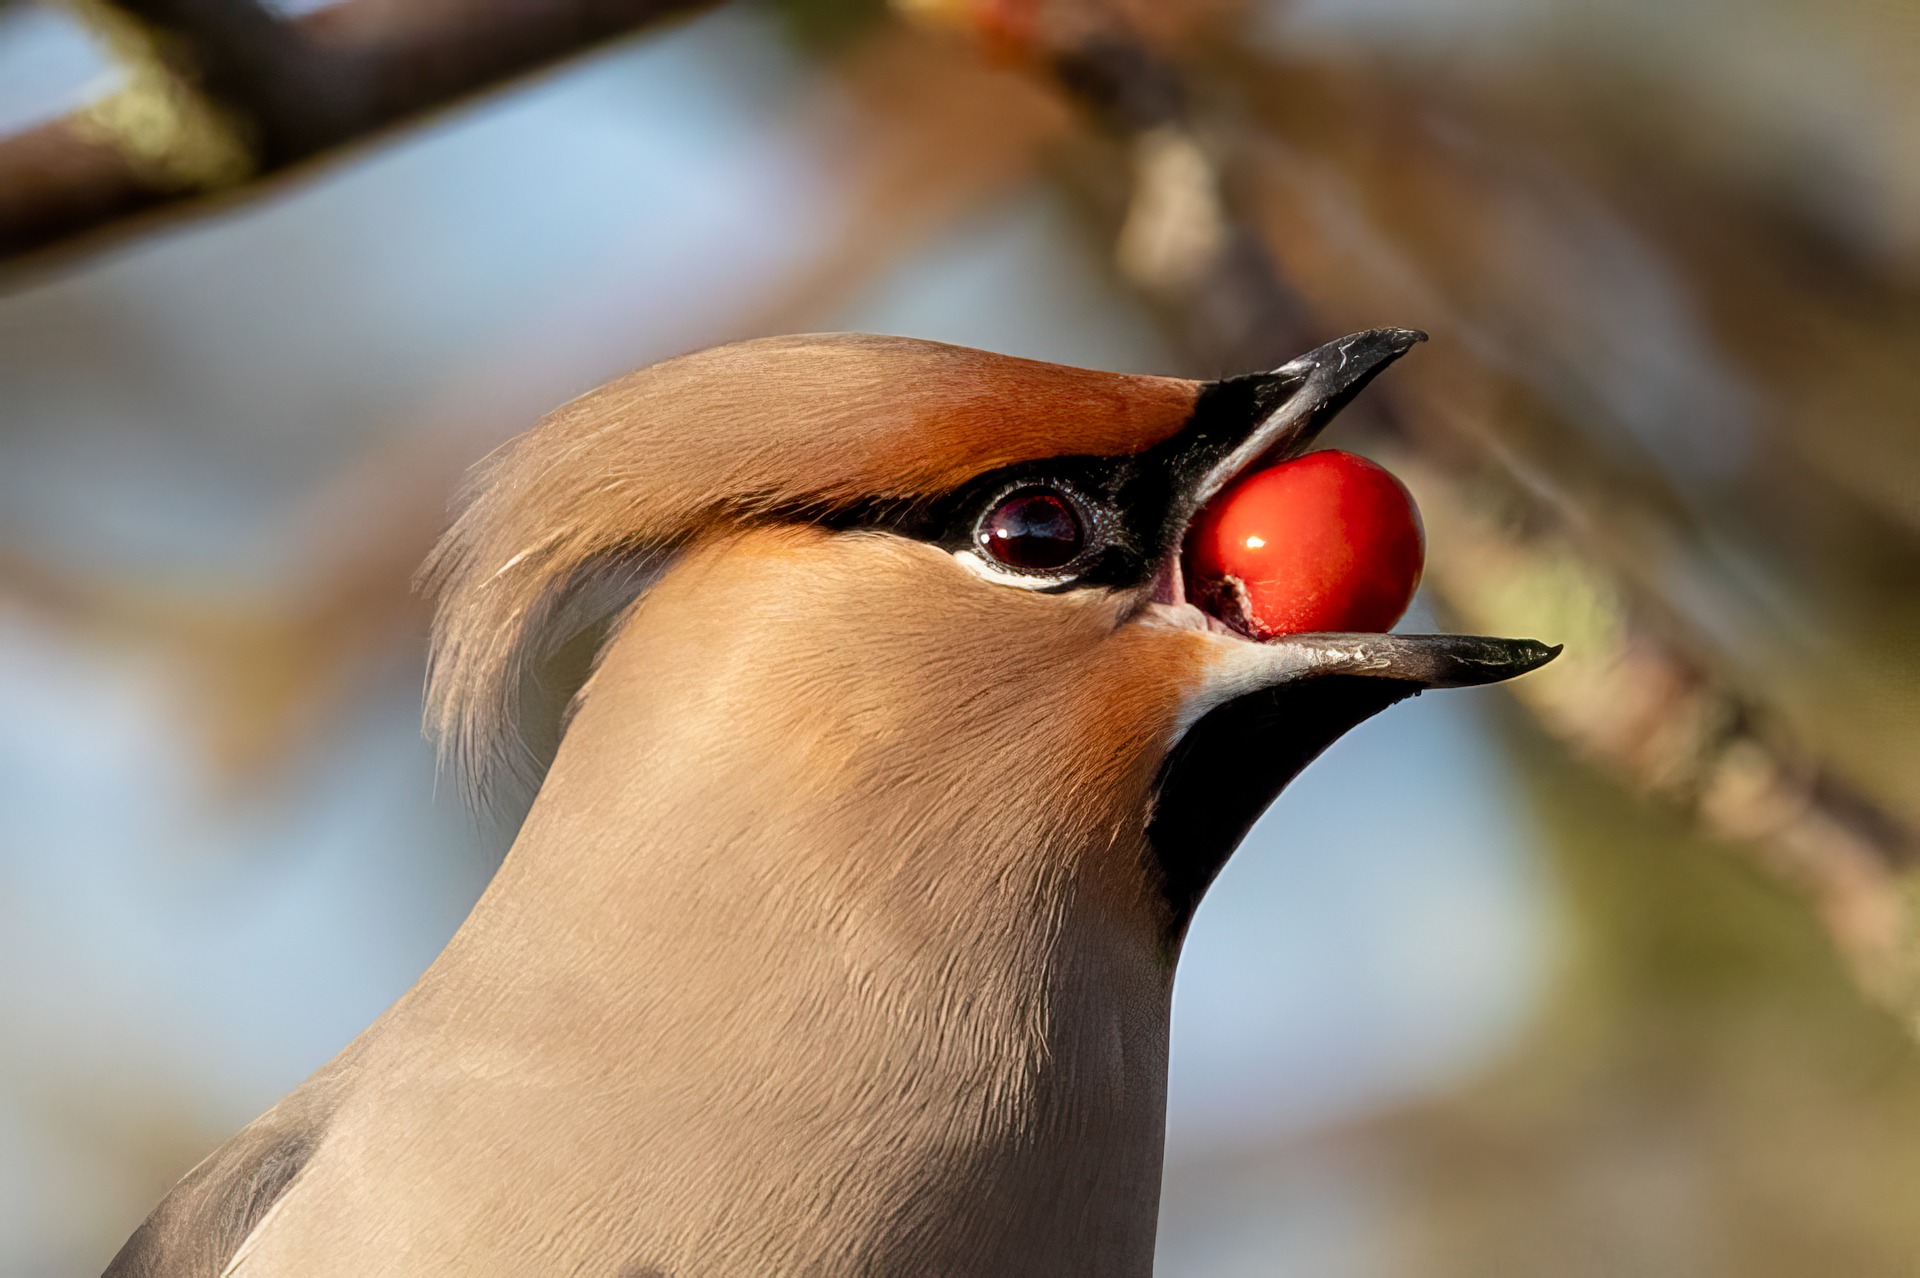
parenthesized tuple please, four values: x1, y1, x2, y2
(420, 334, 1198, 803)
(109, 330, 1554, 1276)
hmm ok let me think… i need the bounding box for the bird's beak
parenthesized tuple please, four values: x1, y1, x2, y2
(1166, 326, 1431, 531)
(1142, 326, 1559, 694)
(1141, 330, 1558, 932)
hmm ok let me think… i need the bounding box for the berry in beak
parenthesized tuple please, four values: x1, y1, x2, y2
(1184, 448, 1426, 640)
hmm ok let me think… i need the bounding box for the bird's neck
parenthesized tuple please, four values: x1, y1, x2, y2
(389, 590, 1179, 1272)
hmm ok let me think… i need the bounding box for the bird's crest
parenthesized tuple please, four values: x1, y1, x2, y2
(417, 333, 1198, 809)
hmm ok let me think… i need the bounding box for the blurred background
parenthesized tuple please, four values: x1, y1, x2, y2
(2, 0, 1919, 1272)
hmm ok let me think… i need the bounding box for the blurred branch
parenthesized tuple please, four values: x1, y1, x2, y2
(745, 23, 1071, 329)
(0, 441, 439, 785)
(895, 1, 1920, 1030)
(0, 19, 1066, 790)
(0, 0, 718, 271)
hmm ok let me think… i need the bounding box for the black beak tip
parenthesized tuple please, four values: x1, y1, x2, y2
(1324, 325, 1427, 360)
(1459, 637, 1561, 685)
(1514, 639, 1562, 674)
(1397, 634, 1563, 689)
(1283, 326, 1431, 409)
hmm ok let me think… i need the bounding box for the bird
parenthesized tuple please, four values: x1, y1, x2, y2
(107, 328, 1556, 1277)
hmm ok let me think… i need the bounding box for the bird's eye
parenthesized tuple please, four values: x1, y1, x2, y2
(978, 488, 1085, 572)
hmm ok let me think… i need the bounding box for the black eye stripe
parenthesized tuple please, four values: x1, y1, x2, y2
(814, 454, 1159, 591)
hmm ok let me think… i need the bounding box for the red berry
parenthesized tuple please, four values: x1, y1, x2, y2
(1185, 450, 1424, 638)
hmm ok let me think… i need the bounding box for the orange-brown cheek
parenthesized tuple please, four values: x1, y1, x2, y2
(1060, 623, 1218, 927)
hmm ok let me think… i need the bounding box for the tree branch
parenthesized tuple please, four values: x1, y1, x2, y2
(0, 0, 717, 269)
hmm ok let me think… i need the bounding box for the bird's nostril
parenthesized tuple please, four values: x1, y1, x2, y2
(979, 490, 1084, 571)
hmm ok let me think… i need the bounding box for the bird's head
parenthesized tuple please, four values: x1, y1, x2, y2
(422, 330, 1555, 947)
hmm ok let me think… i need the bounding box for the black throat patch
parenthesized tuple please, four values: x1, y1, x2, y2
(1146, 674, 1427, 945)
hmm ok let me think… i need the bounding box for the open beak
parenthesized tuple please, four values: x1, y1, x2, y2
(1145, 327, 1559, 694)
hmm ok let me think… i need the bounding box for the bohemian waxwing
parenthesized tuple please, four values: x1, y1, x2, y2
(108, 329, 1555, 1277)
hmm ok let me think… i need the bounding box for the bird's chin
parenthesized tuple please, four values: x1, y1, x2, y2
(1141, 615, 1558, 944)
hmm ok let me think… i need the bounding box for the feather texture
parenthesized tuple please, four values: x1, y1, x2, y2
(417, 333, 1196, 805)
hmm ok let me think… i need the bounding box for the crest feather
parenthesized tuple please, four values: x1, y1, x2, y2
(417, 333, 1197, 807)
